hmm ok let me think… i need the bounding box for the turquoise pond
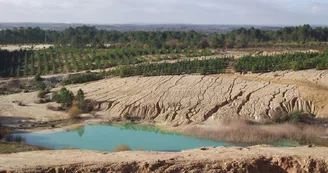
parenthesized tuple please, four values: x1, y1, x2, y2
(18, 124, 299, 152)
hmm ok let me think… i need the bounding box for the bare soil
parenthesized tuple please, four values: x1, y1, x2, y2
(1, 146, 328, 172)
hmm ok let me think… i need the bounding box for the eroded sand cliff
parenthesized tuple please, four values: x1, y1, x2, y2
(1, 70, 328, 126)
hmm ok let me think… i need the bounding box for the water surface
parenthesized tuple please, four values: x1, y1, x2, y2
(20, 124, 237, 152)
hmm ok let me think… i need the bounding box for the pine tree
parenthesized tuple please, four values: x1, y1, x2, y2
(30, 53, 35, 75)
(43, 49, 49, 74)
(76, 89, 85, 109)
(57, 53, 63, 73)
(16, 56, 21, 77)
(50, 49, 56, 74)
(95, 57, 101, 69)
(76, 50, 86, 70)
(70, 52, 79, 72)
(63, 51, 71, 72)
(37, 51, 41, 74)
(24, 53, 28, 76)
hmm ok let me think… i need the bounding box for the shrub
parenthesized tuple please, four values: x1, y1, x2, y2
(53, 88, 74, 108)
(275, 111, 314, 123)
(63, 73, 103, 85)
(38, 82, 47, 91)
(114, 144, 131, 152)
(76, 89, 85, 109)
(68, 105, 83, 119)
(35, 73, 42, 81)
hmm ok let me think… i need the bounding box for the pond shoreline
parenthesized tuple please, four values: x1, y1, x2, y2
(8, 117, 328, 148)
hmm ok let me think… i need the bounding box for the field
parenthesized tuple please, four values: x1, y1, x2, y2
(0, 46, 218, 78)
(1, 44, 327, 79)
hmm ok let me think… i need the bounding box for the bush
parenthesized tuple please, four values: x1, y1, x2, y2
(114, 144, 131, 152)
(38, 82, 47, 91)
(52, 88, 74, 108)
(34, 73, 42, 81)
(63, 73, 103, 85)
(76, 89, 85, 109)
(275, 111, 314, 123)
(68, 105, 83, 119)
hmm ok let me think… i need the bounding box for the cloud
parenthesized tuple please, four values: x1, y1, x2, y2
(0, 0, 327, 25)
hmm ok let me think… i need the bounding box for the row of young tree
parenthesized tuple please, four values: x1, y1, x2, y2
(0, 46, 213, 77)
(1, 25, 328, 48)
(108, 57, 233, 77)
(234, 52, 328, 73)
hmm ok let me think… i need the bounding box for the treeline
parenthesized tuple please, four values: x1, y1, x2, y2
(62, 57, 232, 84)
(1, 25, 328, 48)
(235, 51, 328, 73)
(108, 57, 232, 77)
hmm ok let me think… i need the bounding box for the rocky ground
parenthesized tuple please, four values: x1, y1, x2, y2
(1, 146, 328, 173)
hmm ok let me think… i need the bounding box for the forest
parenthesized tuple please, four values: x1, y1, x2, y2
(1, 25, 328, 48)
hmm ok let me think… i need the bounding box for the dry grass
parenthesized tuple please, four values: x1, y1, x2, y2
(114, 144, 131, 152)
(184, 120, 327, 144)
(67, 106, 83, 119)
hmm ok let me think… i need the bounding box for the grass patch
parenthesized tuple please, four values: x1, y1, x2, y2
(68, 105, 83, 119)
(0, 142, 47, 154)
(183, 120, 327, 144)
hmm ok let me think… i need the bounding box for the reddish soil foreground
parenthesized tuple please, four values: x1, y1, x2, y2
(0, 146, 328, 173)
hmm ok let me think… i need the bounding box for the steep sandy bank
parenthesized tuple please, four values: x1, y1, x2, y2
(1, 146, 328, 172)
(65, 70, 328, 125)
(1, 70, 328, 127)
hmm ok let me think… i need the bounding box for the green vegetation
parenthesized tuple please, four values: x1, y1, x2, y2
(235, 52, 325, 73)
(275, 111, 315, 123)
(108, 57, 232, 77)
(52, 88, 74, 108)
(37, 51, 41, 75)
(1, 25, 328, 49)
(2, 25, 328, 78)
(0, 143, 46, 154)
(76, 89, 85, 109)
(30, 53, 35, 75)
(52, 87, 90, 117)
(49, 49, 56, 73)
(24, 53, 28, 77)
(63, 73, 103, 85)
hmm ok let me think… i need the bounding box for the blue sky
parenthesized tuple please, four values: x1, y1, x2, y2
(0, 0, 327, 25)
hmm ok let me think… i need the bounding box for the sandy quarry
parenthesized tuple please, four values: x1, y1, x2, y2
(1, 68, 328, 172)
(1, 69, 328, 127)
(1, 146, 328, 172)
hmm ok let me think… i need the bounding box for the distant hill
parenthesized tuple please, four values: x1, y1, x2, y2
(0, 23, 282, 33)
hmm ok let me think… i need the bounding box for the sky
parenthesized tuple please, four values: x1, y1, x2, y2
(0, 0, 327, 25)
